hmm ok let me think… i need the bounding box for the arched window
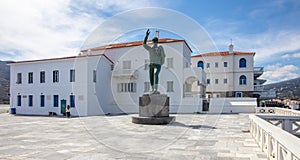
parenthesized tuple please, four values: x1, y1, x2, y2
(239, 75, 247, 85)
(239, 58, 246, 68)
(197, 61, 204, 69)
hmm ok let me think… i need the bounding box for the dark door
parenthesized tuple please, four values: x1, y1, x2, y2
(61, 99, 66, 115)
(202, 100, 209, 111)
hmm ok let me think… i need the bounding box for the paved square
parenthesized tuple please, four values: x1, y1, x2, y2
(0, 113, 266, 160)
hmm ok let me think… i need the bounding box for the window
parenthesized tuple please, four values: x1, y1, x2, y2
(144, 59, 149, 70)
(70, 69, 75, 82)
(53, 70, 59, 83)
(123, 60, 131, 69)
(215, 79, 219, 84)
(236, 92, 243, 97)
(167, 81, 174, 92)
(93, 70, 97, 83)
(144, 82, 150, 92)
(206, 63, 210, 68)
(111, 64, 114, 71)
(224, 62, 228, 67)
(167, 58, 174, 68)
(207, 94, 211, 99)
(117, 82, 136, 92)
(197, 61, 204, 69)
(70, 95, 75, 108)
(224, 78, 228, 84)
(28, 72, 33, 84)
(215, 62, 218, 68)
(207, 79, 210, 84)
(40, 95, 45, 107)
(40, 71, 45, 83)
(17, 95, 21, 106)
(239, 58, 246, 68)
(239, 75, 247, 85)
(17, 73, 22, 84)
(53, 95, 59, 107)
(28, 95, 33, 107)
(185, 61, 189, 68)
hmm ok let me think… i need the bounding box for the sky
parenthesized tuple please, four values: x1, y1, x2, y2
(0, 0, 299, 84)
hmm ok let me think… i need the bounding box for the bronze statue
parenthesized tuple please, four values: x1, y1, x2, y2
(143, 29, 165, 94)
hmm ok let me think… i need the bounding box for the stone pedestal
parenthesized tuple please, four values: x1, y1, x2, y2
(132, 93, 175, 125)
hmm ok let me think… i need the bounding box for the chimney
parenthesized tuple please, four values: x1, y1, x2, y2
(155, 29, 160, 39)
(228, 39, 234, 54)
(87, 49, 92, 55)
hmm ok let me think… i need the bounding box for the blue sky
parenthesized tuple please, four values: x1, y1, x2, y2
(0, 0, 299, 84)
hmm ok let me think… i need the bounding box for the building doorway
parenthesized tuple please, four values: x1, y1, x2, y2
(60, 99, 66, 116)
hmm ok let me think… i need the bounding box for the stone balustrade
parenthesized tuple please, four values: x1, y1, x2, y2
(256, 107, 300, 116)
(249, 115, 300, 160)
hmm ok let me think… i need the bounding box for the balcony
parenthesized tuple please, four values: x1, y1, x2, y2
(254, 79, 267, 85)
(254, 67, 264, 78)
(112, 69, 138, 79)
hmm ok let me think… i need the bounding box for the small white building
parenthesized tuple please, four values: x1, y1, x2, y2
(9, 38, 206, 116)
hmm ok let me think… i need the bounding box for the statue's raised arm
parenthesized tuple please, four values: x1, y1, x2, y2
(144, 29, 150, 44)
(143, 29, 151, 50)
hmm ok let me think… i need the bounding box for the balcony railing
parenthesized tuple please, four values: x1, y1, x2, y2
(112, 69, 138, 79)
(254, 67, 264, 72)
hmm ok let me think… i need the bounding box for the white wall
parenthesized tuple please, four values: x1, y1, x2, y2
(86, 56, 113, 115)
(106, 42, 204, 114)
(10, 57, 88, 116)
(9, 55, 114, 116)
(208, 98, 257, 113)
(191, 53, 254, 94)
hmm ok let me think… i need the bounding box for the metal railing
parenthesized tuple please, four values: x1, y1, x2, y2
(254, 67, 264, 72)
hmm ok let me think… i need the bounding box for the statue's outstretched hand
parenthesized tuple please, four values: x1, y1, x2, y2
(146, 29, 150, 36)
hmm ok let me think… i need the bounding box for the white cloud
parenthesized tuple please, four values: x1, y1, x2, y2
(282, 53, 300, 59)
(260, 63, 299, 84)
(206, 25, 300, 64)
(253, 31, 300, 63)
(0, 0, 165, 61)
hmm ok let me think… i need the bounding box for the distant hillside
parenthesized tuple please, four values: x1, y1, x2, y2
(264, 77, 300, 100)
(0, 61, 10, 104)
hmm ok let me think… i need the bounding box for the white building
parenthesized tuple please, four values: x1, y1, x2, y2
(9, 38, 206, 116)
(191, 44, 265, 113)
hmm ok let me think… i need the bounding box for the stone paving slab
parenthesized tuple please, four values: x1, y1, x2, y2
(0, 113, 267, 160)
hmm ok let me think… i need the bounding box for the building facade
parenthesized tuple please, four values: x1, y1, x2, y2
(9, 38, 206, 116)
(191, 44, 265, 99)
(190, 44, 265, 113)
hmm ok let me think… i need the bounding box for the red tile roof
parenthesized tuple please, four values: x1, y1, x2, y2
(191, 51, 255, 58)
(7, 38, 190, 65)
(81, 38, 192, 52)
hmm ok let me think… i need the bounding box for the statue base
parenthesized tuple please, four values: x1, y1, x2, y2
(132, 93, 175, 125)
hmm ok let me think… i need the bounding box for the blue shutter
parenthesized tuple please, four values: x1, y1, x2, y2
(70, 95, 75, 108)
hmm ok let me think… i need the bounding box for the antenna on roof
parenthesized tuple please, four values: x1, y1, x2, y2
(155, 29, 160, 39)
(229, 38, 234, 54)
